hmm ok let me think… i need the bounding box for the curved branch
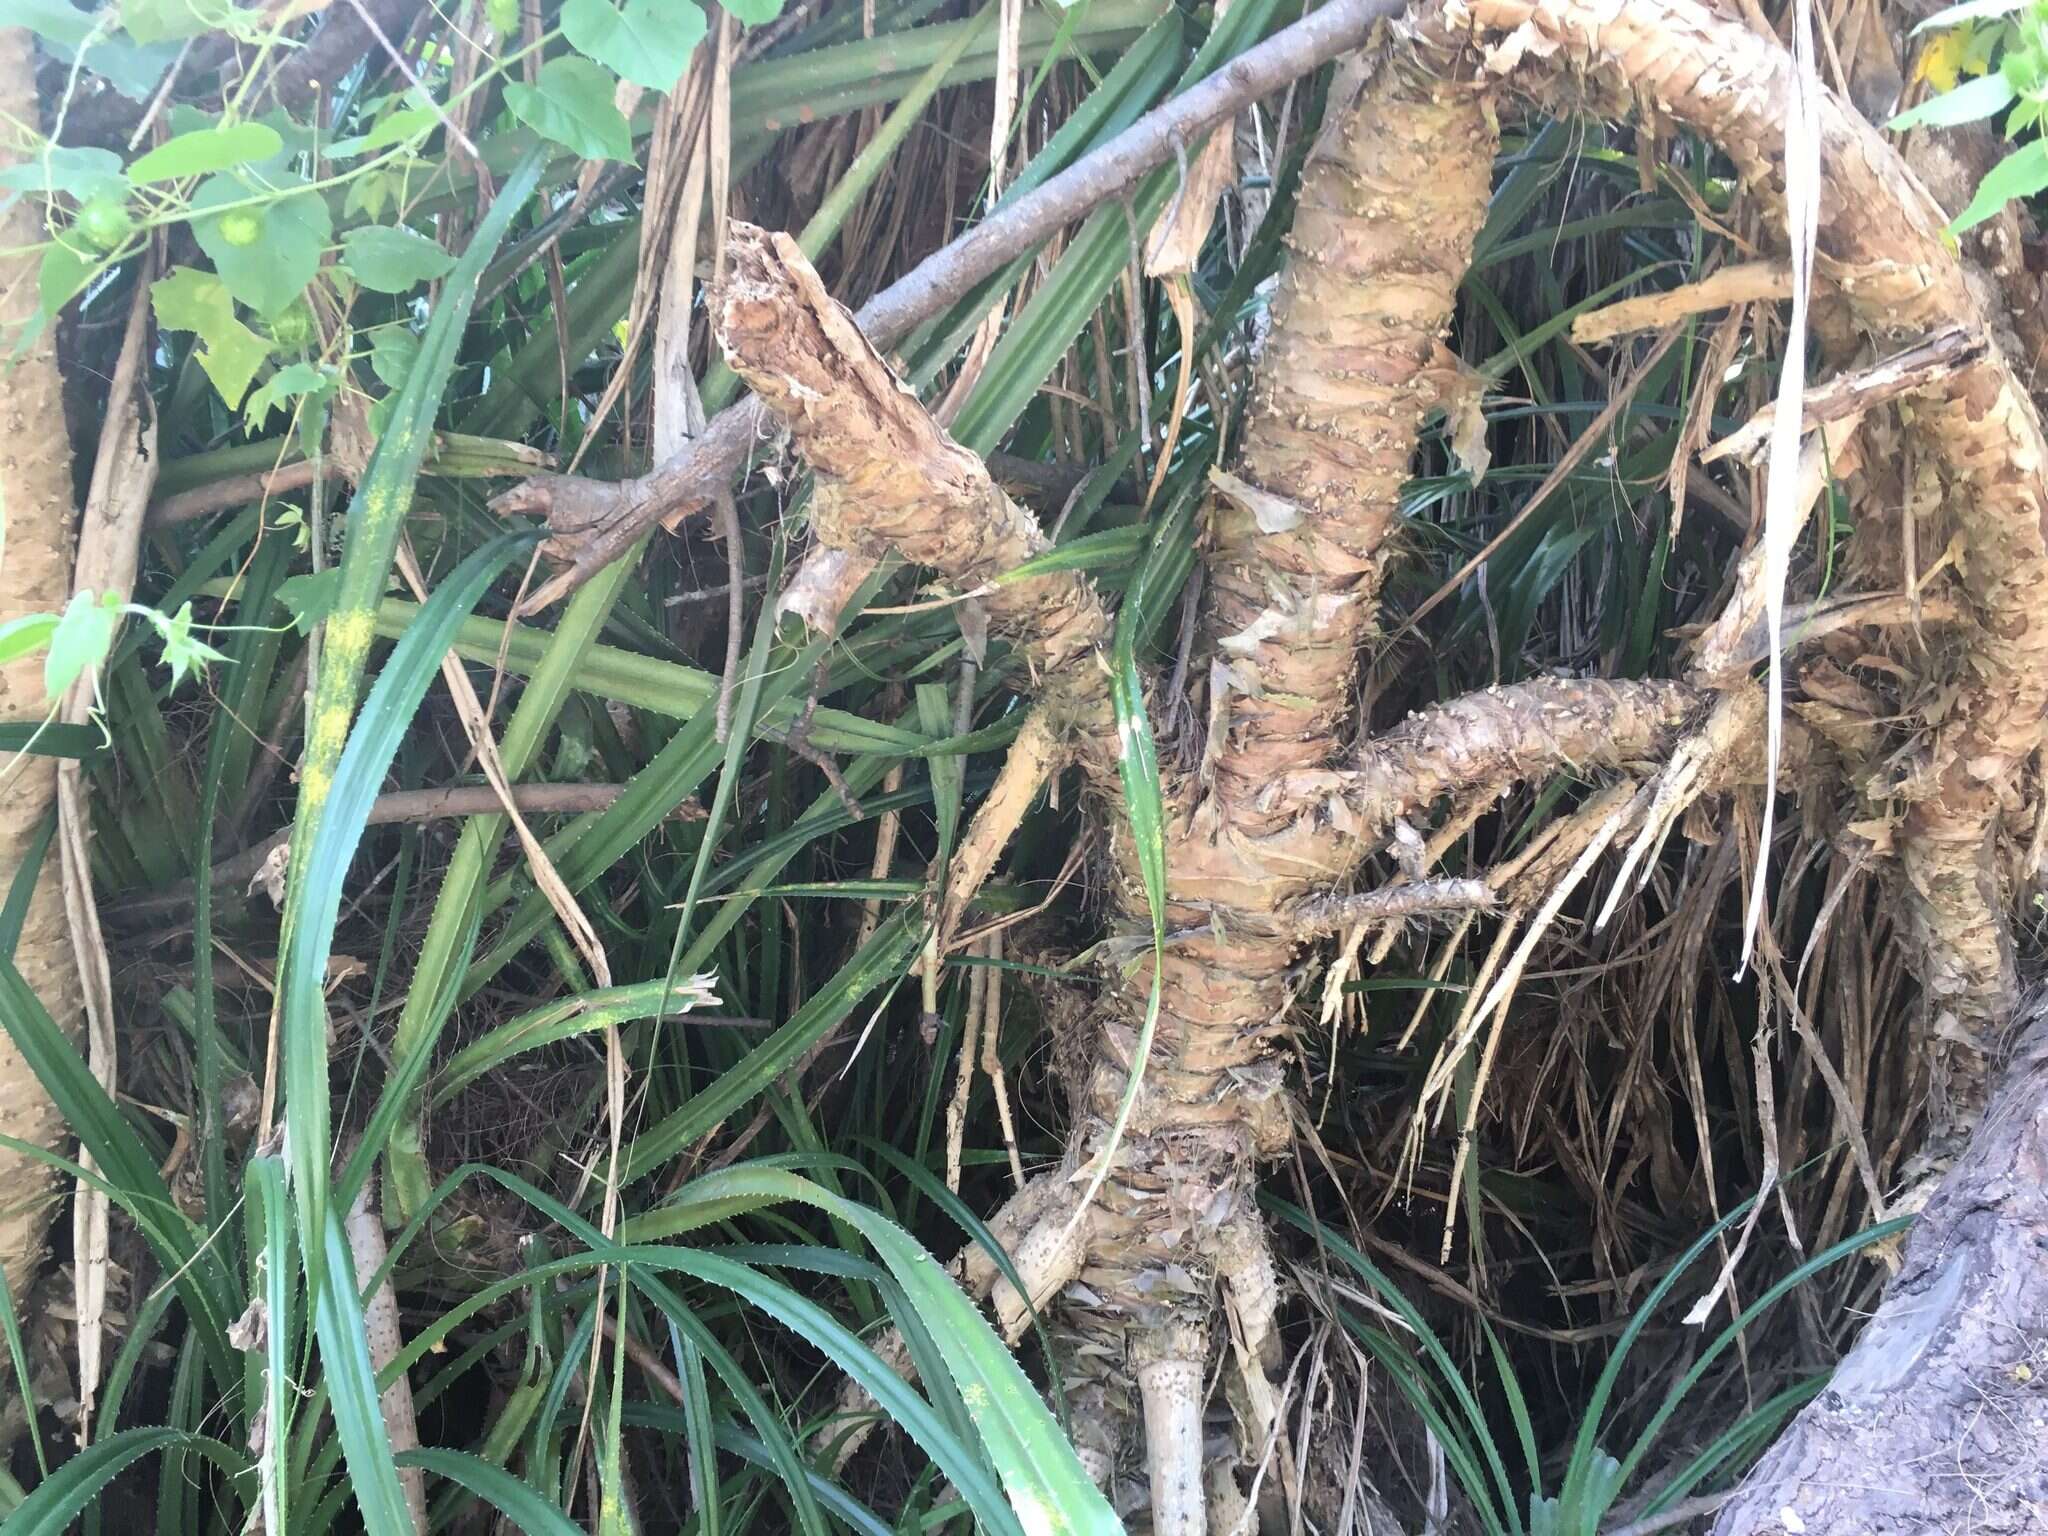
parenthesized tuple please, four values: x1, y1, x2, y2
(1345, 677, 1703, 834)
(1198, 40, 1497, 825)
(1445, 0, 2048, 1126)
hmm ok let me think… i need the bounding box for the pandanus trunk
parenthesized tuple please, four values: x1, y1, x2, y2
(1419, 1, 2048, 1529)
(0, 27, 84, 1313)
(1057, 44, 1498, 1527)
(721, 0, 2048, 1525)
(718, 48, 1500, 1519)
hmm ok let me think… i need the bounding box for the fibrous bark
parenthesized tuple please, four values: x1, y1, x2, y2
(1045, 47, 1499, 1530)
(0, 25, 84, 1309)
(495, 0, 1411, 614)
(723, 40, 1502, 1528)
(1409, 1, 2048, 1529)
(715, 224, 1114, 745)
(1440, 0, 2048, 1135)
(723, 0, 2048, 1526)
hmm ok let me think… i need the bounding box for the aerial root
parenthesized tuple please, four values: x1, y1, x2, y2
(1134, 1319, 1209, 1536)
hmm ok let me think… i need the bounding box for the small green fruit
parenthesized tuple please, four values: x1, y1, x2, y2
(73, 197, 134, 253)
(216, 208, 265, 248)
(268, 299, 316, 351)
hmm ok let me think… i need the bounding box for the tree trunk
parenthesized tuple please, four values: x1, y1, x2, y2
(1713, 990, 2048, 1535)
(1415, 1, 2048, 1527)
(724, 40, 1504, 1529)
(0, 27, 83, 1308)
(1060, 53, 1498, 1528)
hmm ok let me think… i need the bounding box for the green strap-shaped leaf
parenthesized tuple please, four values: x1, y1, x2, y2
(400, 1448, 587, 1535)
(277, 531, 538, 1535)
(282, 143, 542, 859)
(619, 906, 925, 1182)
(648, 1167, 1123, 1536)
(1, 1427, 248, 1536)
(277, 143, 542, 1281)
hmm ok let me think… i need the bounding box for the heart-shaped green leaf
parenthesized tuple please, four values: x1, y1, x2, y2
(341, 225, 458, 293)
(128, 120, 284, 183)
(504, 57, 634, 163)
(561, 0, 705, 92)
(187, 170, 331, 318)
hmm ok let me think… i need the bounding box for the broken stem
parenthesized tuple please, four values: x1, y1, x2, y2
(498, 0, 1408, 610)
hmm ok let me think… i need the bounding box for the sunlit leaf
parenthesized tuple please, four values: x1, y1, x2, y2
(561, 0, 705, 91)
(44, 591, 119, 701)
(0, 146, 126, 203)
(0, 614, 59, 670)
(1911, 0, 2028, 35)
(187, 170, 331, 318)
(17, 0, 182, 97)
(325, 105, 440, 158)
(128, 121, 284, 182)
(1887, 71, 2013, 130)
(504, 57, 634, 163)
(122, 0, 249, 44)
(1950, 139, 2048, 235)
(151, 265, 274, 408)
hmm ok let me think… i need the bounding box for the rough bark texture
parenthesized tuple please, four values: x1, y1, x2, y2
(1712, 993, 2048, 1536)
(0, 26, 83, 1304)
(721, 2, 2048, 1525)
(716, 56, 1500, 1519)
(1058, 47, 1500, 1530)
(714, 224, 1114, 747)
(1441, 0, 2048, 1134)
(496, 0, 1408, 614)
(1413, 0, 2048, 1527)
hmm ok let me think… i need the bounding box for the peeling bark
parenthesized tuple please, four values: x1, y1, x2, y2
(714, 55, 1498, 1513)
(1060, 44, 1499, 1525)
(1411, 0, 2048, 1526)
(714, 224, 1113, 749)
(498, 0, 1406, 614)
(0, 25, 84, 1309)
(1439, 0, 2048, 1133)
(715, 2, 2048, 1522)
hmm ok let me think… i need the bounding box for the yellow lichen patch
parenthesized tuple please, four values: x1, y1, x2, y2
(325, 607, 376, 659)
(300, 765, 332, 809)
(311, 703, 352, 758)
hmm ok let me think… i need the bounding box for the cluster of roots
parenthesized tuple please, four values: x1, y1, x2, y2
(713, 0, 2048, 1523)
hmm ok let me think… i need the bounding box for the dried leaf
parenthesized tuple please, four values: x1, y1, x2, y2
(1207, 465, 1303, 532)
(776, 547, 878, 636)
(249, 840, 290, 907)
(1144, 126, 1236, 278)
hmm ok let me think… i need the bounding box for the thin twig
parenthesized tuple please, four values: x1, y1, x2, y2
(112, 783, 638, 920)
(341, 0, 480, 158)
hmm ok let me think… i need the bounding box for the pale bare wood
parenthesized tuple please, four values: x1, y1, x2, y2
(1572, 260, 1792, 343)
(58, 266, 158, 1439)
(347, 1173, 425, 1534)
(1701, 325, 1984, 464)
